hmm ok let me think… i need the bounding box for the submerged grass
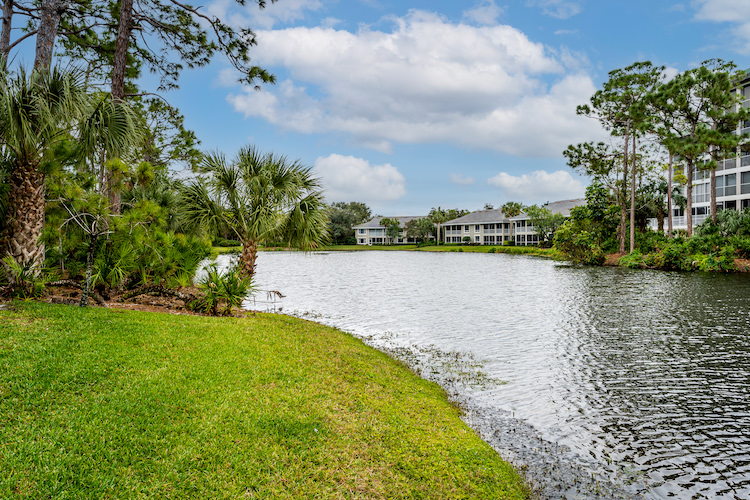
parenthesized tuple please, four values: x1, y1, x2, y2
(0, 302, 528, 499)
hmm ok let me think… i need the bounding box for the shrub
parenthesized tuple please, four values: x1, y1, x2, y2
(553, 220, 605, 265)
(0, 256, 49, 299)
(197, 264, 256, 315)
(643, 251, 663, 268)
(618, 250, 644, 269)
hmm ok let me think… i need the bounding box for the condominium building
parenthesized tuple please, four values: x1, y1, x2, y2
(353, 216, 432, 245)
(443, 199, 584, 246)
(442, 210, 513, 244)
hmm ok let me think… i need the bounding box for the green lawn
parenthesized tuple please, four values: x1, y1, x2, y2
(320, 244, 557, 257)
(0, 302, 528, 499)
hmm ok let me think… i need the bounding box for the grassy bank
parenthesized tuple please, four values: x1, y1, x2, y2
(0, 302, 528, 499)
(317, 244, 558, 257)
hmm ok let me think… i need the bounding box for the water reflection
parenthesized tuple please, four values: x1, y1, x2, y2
(231, 251, 750, 499)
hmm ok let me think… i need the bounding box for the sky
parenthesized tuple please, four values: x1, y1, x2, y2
(18, 0, 750, 216)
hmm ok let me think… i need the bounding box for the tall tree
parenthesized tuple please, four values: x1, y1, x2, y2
(577, 61, 664, 253)
(701, 61, 749, 223)
(404, 218, 435, 244)
(180, 146, 329, 277)
(328, 201, 371, 244)
(651, 60, 747, 236)
(379, 217, 401, 245)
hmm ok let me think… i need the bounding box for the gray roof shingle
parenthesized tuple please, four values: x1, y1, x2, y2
(353, 216, 428, 229)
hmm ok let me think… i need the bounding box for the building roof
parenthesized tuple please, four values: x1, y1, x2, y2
(444, 198, 586, 225)
(510, 198, 585, 220)
(353, 216, 428, 229)
(443, 209, 510, 225)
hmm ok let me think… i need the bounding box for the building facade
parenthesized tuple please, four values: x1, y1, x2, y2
(353, 216, 432, 245)
(443, 199, 584, 246)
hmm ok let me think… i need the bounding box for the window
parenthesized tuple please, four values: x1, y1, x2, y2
(726, 173, 736, 196)
(742, 172, 750, 194)
(358, 229, 366, 234)
(475, 225, 480, 232)
(474, 235, 480, 243)
(716, 174, 736, 197)
(464, 225, 470, 232)
(693, 183, 709, 203)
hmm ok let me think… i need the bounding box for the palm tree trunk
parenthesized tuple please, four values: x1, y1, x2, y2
(239, 238, 258, 277)
(1, 162, 45, 273)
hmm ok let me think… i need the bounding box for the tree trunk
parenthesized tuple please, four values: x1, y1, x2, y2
(34, 0, 65, 72)
(1, 0, 13, 69)
(619, 134, 629, 254)
(80, 234, 98, 307)
(685, 158, 693, 238)
(1, 162, 45, 273)
(710, 167, 717, 223)
(667, 153, 673, 237)
(630, 134, 636, 253)
(111, 0, 133, 102)
(106, 0, 134, 215)
(239, 238, 258, 278)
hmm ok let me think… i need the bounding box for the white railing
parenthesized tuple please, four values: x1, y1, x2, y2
(649, 214, 709, 231)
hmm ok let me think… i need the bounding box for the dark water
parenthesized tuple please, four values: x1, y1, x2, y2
(225, 251, 750, 499)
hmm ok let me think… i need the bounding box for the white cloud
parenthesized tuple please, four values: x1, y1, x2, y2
(314, 154, 407, 203)
(693, 0, 750, 52)
(450, 173, 476, 185)
(463, 0, 504, 26)
(228, 11, 604, 157)
(526, 0, 582, 19)
(487, 170, 585, 203)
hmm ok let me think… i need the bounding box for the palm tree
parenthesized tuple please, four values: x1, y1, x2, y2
(181, 145, 329, 277)
(0, 66, 141, 279)
(0, 67, 90, 274)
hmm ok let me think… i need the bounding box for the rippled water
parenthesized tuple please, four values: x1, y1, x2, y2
(228, 250, 750, 499)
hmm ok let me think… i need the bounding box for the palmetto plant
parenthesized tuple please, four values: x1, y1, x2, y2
(181, 145, 329, 277)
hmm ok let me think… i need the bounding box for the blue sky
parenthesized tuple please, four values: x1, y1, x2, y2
(22, 0, 750, 215)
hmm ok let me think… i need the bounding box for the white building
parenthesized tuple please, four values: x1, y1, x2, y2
(353, 216, 432, 245)
(443, 199, 584, 246)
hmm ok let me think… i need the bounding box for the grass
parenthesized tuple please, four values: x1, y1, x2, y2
(0, 302, 528, 499)
(320, 244, 558, 257)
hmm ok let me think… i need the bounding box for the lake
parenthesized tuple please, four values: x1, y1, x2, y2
(223, 250, 750, 499)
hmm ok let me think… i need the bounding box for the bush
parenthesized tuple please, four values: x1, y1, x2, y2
(553, 220, 605, 265)
(729, 236, 750, 258)
(618, 250, 644, 269)
(0, 256, 49, 299)
(197, 264, 256, 315)
(214, 237, 241, 247)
